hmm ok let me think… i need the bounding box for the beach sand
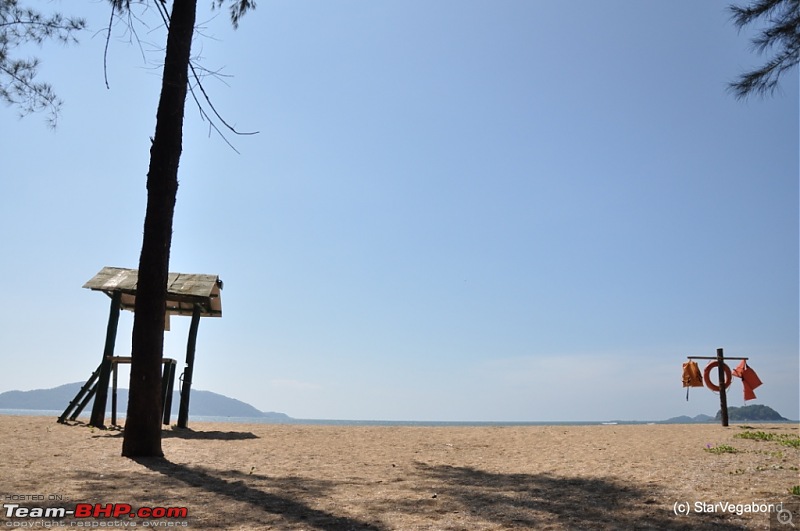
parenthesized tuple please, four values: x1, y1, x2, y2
(1, 416, 797, 530)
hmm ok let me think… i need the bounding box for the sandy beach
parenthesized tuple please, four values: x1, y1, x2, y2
(1, 416, 797, 530)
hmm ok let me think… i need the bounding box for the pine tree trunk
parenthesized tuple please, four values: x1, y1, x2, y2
(122, 0, 198, 458)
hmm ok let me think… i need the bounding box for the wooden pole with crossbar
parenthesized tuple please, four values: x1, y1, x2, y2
(687, 349, 746, 427)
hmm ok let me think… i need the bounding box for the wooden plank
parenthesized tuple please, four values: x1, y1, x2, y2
(83, 267, 139, 292)
(687, 356, 748, 360)
(109, 357, 177, 364)
(167, 273, 217, 297)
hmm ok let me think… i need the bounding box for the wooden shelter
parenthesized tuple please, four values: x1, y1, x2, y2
(60, 266, 223, 429)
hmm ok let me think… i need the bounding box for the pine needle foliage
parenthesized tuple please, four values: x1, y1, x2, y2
(729, 0, 800, 99)
(0, 0, 85, 126)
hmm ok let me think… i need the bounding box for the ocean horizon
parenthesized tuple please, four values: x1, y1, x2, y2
(4, 408, 794, 426)
(0, 408, 657, 426)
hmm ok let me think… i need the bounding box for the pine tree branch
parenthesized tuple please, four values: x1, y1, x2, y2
(728, 0, 800, 99)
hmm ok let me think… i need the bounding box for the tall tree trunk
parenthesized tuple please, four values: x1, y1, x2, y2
(122, 0, 197, 458)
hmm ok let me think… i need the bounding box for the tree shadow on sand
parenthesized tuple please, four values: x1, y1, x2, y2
(161, 428, 259, 440)
(130, 458, 386, 530)
(368, 463, 749, 530)
(69, 421, 259, 441)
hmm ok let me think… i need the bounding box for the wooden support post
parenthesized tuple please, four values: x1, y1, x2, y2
(717, 348, 729, 427)
(177, 305, 202, 429)
(58, 365, 101, 423)
(71, 383, 97, 421)
(90, 291, 121, 428)
(111, 360, 119, 426)
(162, 360, 176, 425)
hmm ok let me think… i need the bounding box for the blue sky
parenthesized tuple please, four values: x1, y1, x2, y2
(1, 0, 797, 421)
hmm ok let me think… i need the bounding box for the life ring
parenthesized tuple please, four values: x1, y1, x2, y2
(703, 361, 732, 391)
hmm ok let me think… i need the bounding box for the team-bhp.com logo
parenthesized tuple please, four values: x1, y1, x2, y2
(4, 503, 189, 526)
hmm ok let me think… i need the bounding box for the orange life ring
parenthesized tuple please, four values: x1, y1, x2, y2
(703, 361, 732, 391)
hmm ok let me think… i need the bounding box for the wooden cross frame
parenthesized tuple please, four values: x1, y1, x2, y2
(687, 348, 747, 427)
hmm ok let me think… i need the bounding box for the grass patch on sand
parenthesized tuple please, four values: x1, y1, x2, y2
(734, 430, 800, 449)
(704, 443, 738, 454)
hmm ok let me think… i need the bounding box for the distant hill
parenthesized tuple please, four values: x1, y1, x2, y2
(0, 383, 291, 420)
(663, 414, 714, 424)
(664, 405, 790, 423)
(715, 404, 788, 422)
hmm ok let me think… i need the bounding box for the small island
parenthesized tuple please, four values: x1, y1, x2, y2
(715, 404, 788, 422)
(664, 405, 790, 423)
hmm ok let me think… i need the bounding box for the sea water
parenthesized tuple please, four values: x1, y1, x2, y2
(0, 409, 697, 426)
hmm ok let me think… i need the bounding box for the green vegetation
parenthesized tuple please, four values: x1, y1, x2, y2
(790, 486, 800, 496)
(734, 431, 800, 449)
(705, 443, 739, 454)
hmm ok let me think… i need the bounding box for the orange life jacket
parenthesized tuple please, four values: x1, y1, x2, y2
(732, 360, 762, 401)
(682, 361, 703, 388)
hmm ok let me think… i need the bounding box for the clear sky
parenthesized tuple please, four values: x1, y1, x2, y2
(1, 0, 797, 422)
